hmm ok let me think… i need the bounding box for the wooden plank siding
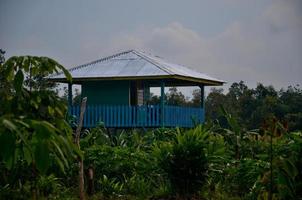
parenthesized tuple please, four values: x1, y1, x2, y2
(69, 105, 204, 128)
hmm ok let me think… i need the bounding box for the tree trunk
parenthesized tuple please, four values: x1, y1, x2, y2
(87, 166, 95, 196)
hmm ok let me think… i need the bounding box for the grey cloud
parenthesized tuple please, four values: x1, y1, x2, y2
(105, 0, 302, 91)
(1, 0, 300, 93)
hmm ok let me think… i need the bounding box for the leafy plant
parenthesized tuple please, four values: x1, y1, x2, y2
(98, 175, 124, 198)
(36, 174, 62, 197)
(0, 55, 80, 199)
(154, 125, 208, 197)
(124, 174, 152, 198)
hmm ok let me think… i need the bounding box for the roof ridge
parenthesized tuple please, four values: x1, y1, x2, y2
(131, 50, 175, 75)
(67, 50, 133, 73)
(49, 49, 138, 78)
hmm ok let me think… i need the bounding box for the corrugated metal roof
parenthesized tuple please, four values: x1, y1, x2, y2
(49, 50, 224, 85)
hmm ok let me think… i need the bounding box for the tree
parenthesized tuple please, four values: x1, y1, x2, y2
(191, 88, 201, 107)
(227, 81, 256, 129)
(62, 87, 82, 105)
(0, 49, 5, 64)
(205, 81, 302, 131)
(279, 86, 302, 131)
(228, 81, 249, 100)
(166, 87, 188, 106)
(205, 88, 229, 127)
(0, 55, 80, 199)
(147, 92, 160, 105)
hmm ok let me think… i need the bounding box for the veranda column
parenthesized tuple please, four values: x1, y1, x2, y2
(160, 81, 165, 127)
(143, 82, 150, 104)
(68, 83, 73, 109)
(199, 85, 205, 123)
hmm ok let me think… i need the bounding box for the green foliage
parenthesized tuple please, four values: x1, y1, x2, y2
(226, 158, 267, 197)
(1, 113, 301, 199)
(36, 174, 62, 197)
(98, 175, 124, 198)
(0, 49, 5, 64)
(1, 56, 301, 200)
(206, 81, 302, 131)
(80, 127, 158, 198)
(0, 55, 79, 199)
(154, 126, 208, 197)
(85, 145, 155, 184)
(165, 87, 188, 106)
(0, 55, 77, 171)
(80, 127, 178, 199)
(125, 174, 152, 198)
(148, 87, 193, 107)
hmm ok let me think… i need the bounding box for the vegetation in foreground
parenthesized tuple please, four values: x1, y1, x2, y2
(0, 52, 302, 199)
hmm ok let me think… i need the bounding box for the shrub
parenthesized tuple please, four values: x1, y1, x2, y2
(85, 144, 159, 198)
(154, 126, 208, 197)
(98, 175, 124, 198)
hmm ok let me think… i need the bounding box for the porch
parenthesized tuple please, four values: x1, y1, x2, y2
(69, 104, 204, 128)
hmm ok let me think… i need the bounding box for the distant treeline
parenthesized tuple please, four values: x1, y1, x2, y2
(148, 81, 302, 131)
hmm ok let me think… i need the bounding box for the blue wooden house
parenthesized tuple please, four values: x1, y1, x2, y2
(50, 50, 224, 128)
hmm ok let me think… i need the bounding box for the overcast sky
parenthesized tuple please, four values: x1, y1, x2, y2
(1, 0, 301, 94)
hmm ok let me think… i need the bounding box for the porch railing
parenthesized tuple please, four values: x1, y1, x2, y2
(69, 105, 204, 128)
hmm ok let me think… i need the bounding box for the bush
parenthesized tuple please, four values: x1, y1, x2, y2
(98, 175, 124, 198)
(154, 126, 208, 197)
(85, 144, 159, 198)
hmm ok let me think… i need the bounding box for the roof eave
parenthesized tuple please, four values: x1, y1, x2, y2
(172, 75, 225, 86)
(48, 75, 225, 86)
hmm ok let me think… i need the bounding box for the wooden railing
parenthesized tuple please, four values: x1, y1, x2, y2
(69, 105, 204, 128)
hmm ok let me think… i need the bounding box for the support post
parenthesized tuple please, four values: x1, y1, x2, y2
(160, 81, 165, 127)
(68, 83, 73, 108)
(199, 85, 205, 123)
(143, 82, 150, 105)
(75, 97, 87, 200)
